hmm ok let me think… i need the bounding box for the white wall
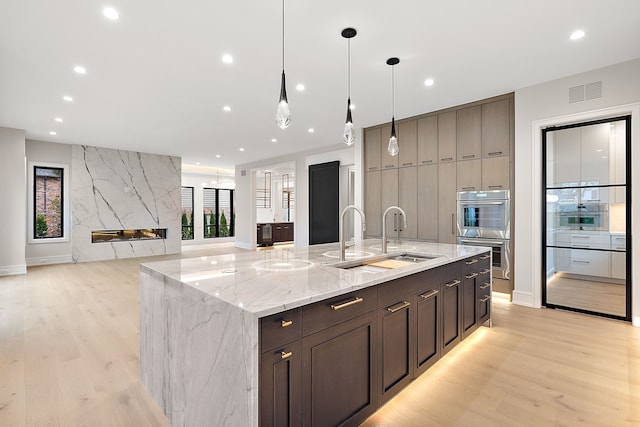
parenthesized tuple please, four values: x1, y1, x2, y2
(24, 140, 73, 266)
(181, 171, 235, 245)
(0, 127, 27, 275)
(514, 57, 640, 326)
(235, 141, 359, 250)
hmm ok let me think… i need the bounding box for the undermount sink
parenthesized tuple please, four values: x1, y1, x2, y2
(330, 252, 441, 273)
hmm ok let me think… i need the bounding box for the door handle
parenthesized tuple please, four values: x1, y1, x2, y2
(420, 290, 439, 299)
(387, 301, 411, 313)
(331, 296, 363, 310)
(451, 213, 455, 235)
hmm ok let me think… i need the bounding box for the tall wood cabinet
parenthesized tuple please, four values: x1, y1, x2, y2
(363, 93, 513, 245)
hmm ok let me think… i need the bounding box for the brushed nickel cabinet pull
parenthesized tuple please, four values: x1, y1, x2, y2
(466, 272, 478, 279)
(465, 259, 478, 265)
(572, 244, 590, 248)
(488, 151, 503, 156)
(280, 319, 293, 328)
(480, 295, 491, 303)
(572, 260, 590, 264)
(480, 269, 491, 275)
(402, 162, 413, 166)
(572, 235, 591, 239)
(488, 185, 503, 189)
(445, 279, 461, 288)
(462, 186, 476, 190)
(480, 254, 491, 260)
(280, 351, 293, 360)
(462, 155, 475, 159)
(480, 283, 491, 290)
(420, 290, 439, 300)
(370, 166, 378, 170)
(422, 160, 433, 164)
(387, 301, 411, 313)
(331, 296, 363, 310)
(451, 214, 455, 235)
(441, 157, 453, 161)
(385, 164, 395, 168)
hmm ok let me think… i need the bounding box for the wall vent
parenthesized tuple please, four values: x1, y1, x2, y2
(569, 81, 603, 103)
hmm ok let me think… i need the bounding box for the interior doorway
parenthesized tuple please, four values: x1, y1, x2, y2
(542, 116, 631, 320)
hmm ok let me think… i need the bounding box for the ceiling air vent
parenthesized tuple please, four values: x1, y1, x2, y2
(569, 81, 603, 103)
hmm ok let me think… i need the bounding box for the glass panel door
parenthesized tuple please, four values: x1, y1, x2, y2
(543, 116, 631, 320)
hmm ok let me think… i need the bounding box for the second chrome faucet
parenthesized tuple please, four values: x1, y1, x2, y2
(382, 206, 407, 254)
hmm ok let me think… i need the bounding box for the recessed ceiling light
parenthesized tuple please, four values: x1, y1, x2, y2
(222, 54, 233, 64)
(49, 131, 57, 135)
(424, 78, 435, 87)
(196, 162, 201, 165)
(223, 105, 231, 112)
(73, 65, 86, 74)
(215, 154, 221, 158)
(296, 84, 305, 91)
(570, 29, 585, 40)
(103, 7, 119, 20)
(271, 138, 277, 142)
(239, 148, 245, 152)
(55, 117, 63, 123)
(308, 128, 314, 133)
(63, 95, 73, 102)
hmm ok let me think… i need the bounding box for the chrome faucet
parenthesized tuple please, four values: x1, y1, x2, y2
(382, 206, 408, 254)
(339, 205, 366, 262)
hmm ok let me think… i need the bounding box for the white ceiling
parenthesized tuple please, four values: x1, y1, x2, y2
(1, 1, 639, 171)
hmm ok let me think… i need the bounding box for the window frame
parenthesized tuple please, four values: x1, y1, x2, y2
(27, 161, 70, 244)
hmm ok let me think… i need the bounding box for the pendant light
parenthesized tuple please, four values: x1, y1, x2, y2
(275, 0, 291, 129)
(341, 28, 357, 145)
(386, 57, 400, 156)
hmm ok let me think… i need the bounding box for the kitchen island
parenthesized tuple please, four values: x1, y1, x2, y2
(140, 240, 491, 426)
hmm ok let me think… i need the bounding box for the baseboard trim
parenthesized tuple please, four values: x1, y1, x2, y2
(512, 290, 535, 307)
(234, 241, 253, 250)
(26, 255, 73, 267)
(0, 264, 27, 276)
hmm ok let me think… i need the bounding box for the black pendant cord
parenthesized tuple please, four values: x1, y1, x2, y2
(347, 38, 351, 101)
(281, 0, 285, 72)
(391, 64, 395, 120)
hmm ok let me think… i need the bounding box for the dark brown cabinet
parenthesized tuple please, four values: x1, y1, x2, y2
(259, 252, 490, 426)
(257, 222, 294, 246)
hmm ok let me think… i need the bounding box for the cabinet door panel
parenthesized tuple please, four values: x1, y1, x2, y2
(365, 128, 382, 171)
(482, 98, 510, 158)
(398, 167, 417, 239)
(260, 341, 301, 427)
(381, 168, 399, 238)
(482, 156, 509, 190)
(456, 159, 482, 192)
(301, 312, 377, 427)
(364, 171, 382, 238)
(399, 120, 418, 167)
(438, 111, 456, 162)
(462, 273, 478, 336)
(438, 162, 457, 244)
(442, 277, 461, 354)
(417, 116, 438, 165)
(415, 288, 440, 375)
(379, 302, 412, 404)
(457, 105, 482, 161)
(417, 165, 438, 241)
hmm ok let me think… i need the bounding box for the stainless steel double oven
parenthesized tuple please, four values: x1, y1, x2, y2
(456, 190, 511, 280)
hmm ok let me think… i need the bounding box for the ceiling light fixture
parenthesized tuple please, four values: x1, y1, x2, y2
(222, 54, 233, 64)
(424, 78, 434, 87)
(296, 83, 305, 91)
(49, 131, 57, 135)
(215, 154, 221, 158)
(341, 27, 357, 146)
(275, 0, 291, 129)
(73, 65, 86, 74)
(239, 148, 245, 151)
(570, 29, 585, 40)
(223, 105, 231, 112)
(63, 95, 73, 102)
(55, 117, 63, 122)
(386, 57, 400, 156)
(271, 138, 277, 142)
(308, 128, 314, 133)
(103, 7, 119, 20)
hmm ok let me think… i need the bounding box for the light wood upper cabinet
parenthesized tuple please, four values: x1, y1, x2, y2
(456, 159, 481, 192)
(417, 164, 438, 241)
(482, 99, 510, 158)
(365, 128, 382, 171)
(482, 156, 509, 190)
(399, 121, 418, 167)
(438, 112, 456, 162)
(456, 106, 481, 161)
(381, 125, 399, 169)
(417, 116, 438, 165)
(398, 167, 417, 239)
(438, 162, 457, 244)
(381, 168, 399, 236)
(364, 171, 382, 238)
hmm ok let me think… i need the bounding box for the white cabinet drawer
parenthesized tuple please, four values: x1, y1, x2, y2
(611, 252, 626, 280)
(568, 249, 609, 277)
(569, 233, 609, 250)
(610, 235, 626, 250)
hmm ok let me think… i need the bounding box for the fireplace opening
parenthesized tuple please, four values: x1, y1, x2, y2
(91, 228, 167, 243)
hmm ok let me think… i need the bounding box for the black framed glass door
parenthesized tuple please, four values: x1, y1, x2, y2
(542, 116, 631, 320)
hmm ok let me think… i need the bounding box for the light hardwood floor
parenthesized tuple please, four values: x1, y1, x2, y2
(547, 273, 627, 317)
(1, 245, 639, 427)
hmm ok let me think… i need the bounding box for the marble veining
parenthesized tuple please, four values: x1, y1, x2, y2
(140, 239, 490, 427)
(71, 145, 181, 262)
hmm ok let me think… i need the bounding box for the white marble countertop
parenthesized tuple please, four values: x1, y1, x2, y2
(141, 239, 489, 318)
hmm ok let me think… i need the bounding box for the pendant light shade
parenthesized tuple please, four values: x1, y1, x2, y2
(275, 0, 291, 129)
(342, 28, 357, 146)
(386, 57, 400, 156)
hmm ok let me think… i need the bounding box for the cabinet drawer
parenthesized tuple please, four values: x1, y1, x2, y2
(569, 233, 609, 250)
(378, 272, 422, 308)
(261, 308, 302, 351)
(302, 286, 377, 336)
(610, 235, 626, 250)
(461, 255, 482, 276)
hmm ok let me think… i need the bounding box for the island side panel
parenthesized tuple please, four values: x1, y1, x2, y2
(140, 268, 259, 427)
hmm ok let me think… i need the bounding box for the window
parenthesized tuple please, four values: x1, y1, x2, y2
(28, 162, 69, 243)
(202, 188, 235, 238)
(181, 186, 194, 240)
